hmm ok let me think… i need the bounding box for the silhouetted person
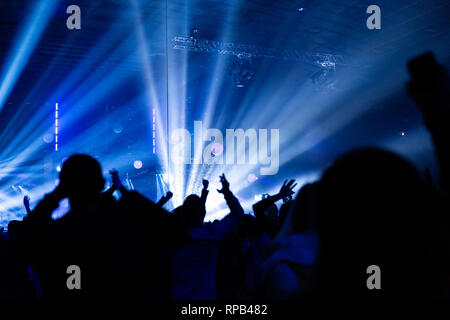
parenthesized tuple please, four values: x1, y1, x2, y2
(236, 183, 318, 299)
(407, 52, 450, 200)
(252, 179, 297, 238)
(171, 174, 244, 300)
(315, 148, 447, 297)
(10, 154, 185, 299)
(0, 220, 35, 299)
(313, 53, 450, 298)
(9, 155, 126, 299)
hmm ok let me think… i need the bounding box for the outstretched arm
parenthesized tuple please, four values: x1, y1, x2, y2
(104, 169, 129, 197)
(24, 185, 64, 224)
(217, 174, 244, 216)
(253, 179, 296, 219)
(201, 179, 209, 204)
(156, 191, 173, 207)
(23, 195, 32, 214)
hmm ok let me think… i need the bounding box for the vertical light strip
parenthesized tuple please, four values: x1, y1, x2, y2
(152, 108, 156, 154)
(55, 102, 58, 152)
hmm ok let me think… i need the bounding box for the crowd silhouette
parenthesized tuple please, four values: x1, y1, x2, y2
(0, 52, 449, 299)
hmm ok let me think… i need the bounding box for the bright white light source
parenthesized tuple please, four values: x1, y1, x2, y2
(134, 160, 143, 169)
(400, 131, 406, 136)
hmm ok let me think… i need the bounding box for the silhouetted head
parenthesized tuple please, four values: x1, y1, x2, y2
(181, 194, 205, 228)
(316, 147, 428, 296)
(7, 220, 20, 234)
(59, 154, 105, 201)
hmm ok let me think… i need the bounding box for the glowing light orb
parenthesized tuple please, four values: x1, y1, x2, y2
(134, 160, 143, 169)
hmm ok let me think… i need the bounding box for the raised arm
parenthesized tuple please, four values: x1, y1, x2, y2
(217, 174, 244, 216)
(24, 185, 65, 224)
(156, 191, 173, 207)
(23, 195, 32, 215)
(103, 169, 129, 197)
(252, 179, 296, 219)
(10, 185, 65, 259)
(201, 179, 209, 204)
(406, 52, 450, 199)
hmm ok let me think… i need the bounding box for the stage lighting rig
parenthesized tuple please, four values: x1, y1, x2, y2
(172, 35, 343, 66)
(173, 35, 344, 89)
(173, 35, 305, 61)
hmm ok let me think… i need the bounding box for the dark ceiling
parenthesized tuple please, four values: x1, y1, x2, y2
(0, 0, 448, 73)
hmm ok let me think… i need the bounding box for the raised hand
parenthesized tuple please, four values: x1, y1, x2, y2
(217, 174, 230, 194)
(165, 191, 173, 200)
(406, 52, 448, 115)
(278, 179, 297, 199)
(202, 179, 209, 190)
(23, 195, 31, 214)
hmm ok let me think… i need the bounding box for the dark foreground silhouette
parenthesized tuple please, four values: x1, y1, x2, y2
(0, 52, 449, 299)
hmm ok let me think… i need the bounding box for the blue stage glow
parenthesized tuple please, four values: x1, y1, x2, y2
(0, 0, 449, 227)
(0, 0, 58, 113)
